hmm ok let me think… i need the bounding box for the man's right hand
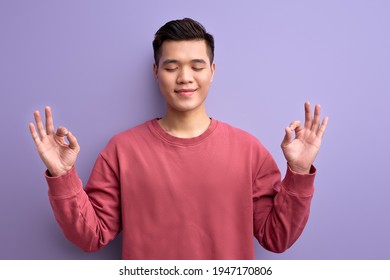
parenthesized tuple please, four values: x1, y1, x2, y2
(29, 106, 80, 177)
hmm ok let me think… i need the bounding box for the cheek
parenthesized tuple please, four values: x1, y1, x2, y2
(157, 74, 172, 89)
(198, 74, 213, 87)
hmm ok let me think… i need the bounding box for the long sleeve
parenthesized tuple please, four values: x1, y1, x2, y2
(45, 154, 121, 252)
(253, 153, 315, 253)
(43, 119, 316, 259)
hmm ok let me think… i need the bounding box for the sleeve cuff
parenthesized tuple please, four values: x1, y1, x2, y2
(45, 166, 83, 197)
(281, 165, 316, 197)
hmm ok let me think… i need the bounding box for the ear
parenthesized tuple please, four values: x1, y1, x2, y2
(210, 63, 216, 82)
(153, 63, 159, 81)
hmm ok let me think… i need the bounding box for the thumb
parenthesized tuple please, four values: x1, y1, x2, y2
(66, 131, 80, 152)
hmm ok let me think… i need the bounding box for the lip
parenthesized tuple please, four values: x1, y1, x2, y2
(174, 88, 197, 96)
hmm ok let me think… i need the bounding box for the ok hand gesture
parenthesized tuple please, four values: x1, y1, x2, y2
(281, 102, 328, 174)
(29, 106, 80, 177)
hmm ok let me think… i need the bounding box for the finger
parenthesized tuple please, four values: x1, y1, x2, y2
(66, 131, 80, 151)
(281, 126, 294, 146)
(290, 120, 303, 134)
(317, 116, 329, 139)
(311, 104, 321, 131)
(33, 110, 46, 139)
(29, 122, 41, 146)
(282, 120, 301, 145)
(45, 106, 55, 135)
(304, 101, 312, 129)
(56, 126, 69, 138)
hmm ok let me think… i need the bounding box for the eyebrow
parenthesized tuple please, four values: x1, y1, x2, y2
(161, 59, 207, 65)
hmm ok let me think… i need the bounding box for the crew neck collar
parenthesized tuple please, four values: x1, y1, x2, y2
(149, 118, 218, 146)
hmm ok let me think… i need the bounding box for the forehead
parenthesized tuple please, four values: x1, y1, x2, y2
(160, 40, 209, 61)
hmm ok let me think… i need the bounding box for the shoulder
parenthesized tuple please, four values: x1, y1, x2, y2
(214, 120, 274, 169)
(215, 120, 265, 148)
(101, 120, 154, 153)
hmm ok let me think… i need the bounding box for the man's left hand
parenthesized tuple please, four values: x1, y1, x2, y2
(281, 102, 329, 174)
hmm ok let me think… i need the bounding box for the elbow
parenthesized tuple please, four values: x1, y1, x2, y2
(74, 239, 104, 253)
(262, 240, 290, 254)
(257, 232, 293, 254)
(265, 244, 289, 254)
(62, 231, 103, 253)
(256, 222, 303, 253)
(80, 245, 101, 253)
(76, 236, 106, 253)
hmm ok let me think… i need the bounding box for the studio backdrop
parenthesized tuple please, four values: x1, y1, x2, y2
(1, 0, 389, 259)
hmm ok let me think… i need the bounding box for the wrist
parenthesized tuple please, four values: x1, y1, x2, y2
(48, 167, 71, 177)
(287, 163, 311, 174)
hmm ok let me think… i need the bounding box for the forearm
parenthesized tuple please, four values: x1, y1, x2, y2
(46, 165, 120, 252)
(254, 165, 315, 253)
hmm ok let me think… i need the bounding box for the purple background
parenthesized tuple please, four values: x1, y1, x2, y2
(1, 0, 389, 259)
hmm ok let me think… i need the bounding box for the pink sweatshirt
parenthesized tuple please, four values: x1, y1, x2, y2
(46, 119, 315, 259)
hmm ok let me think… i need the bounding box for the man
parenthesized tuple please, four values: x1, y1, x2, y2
(29, 18, 328, 259)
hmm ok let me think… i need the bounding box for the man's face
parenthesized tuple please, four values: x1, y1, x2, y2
(153, 40, 215, 115)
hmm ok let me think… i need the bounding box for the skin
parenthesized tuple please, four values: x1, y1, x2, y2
(281, 102, 328, 174)
(29, 107, 79, 177)
(29, 39, 328, 176)
(153, 40, 215, 138)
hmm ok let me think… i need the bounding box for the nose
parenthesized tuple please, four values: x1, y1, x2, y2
(176, 67, 193, 84)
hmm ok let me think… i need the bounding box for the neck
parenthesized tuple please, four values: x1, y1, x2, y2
(158, 108, 211, 138)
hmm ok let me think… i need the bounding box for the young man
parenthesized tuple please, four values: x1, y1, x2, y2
(29, 18, 328, 259)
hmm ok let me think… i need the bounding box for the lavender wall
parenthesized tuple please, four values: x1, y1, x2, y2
(1, 0, 389, 259)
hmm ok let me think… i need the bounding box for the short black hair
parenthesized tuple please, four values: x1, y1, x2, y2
(153, 18, 215, 65)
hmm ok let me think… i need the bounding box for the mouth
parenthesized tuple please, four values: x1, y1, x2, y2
(174, 88, 197, 97)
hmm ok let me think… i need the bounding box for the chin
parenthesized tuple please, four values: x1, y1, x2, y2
(167, 102, 205, 113)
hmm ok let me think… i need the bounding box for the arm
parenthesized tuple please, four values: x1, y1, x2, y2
(29, 107, 120, 251)
(253, 154, 315, 253)
(253, 102, 328, 252)
(46, 155, 121, 252)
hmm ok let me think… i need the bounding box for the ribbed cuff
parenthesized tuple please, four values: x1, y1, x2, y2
(281, 165, 316, 197)
(45, 166, 83, 197)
